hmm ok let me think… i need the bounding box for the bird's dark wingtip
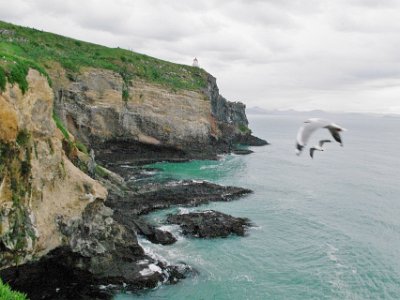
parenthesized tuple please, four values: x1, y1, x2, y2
(296, 143, 304, 154)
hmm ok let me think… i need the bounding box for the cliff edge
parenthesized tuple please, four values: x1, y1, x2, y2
(1, 20, 267, 165)
(0, 20, 267, 298)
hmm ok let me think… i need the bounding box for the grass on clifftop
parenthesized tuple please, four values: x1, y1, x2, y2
(0, 53, 50, 94)
(0, 279, 27, 300)
(0, 20, 208, 93)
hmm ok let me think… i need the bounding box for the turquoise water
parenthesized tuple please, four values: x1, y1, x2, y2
(116, 113, 400, 300)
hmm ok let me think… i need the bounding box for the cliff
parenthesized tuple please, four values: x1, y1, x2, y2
(0, 20, 267, 298)
(0, 68, 196, 298)
(0, 69, 107, 267)
(1, 20, 266, 165)
(50, 68, 262, 166)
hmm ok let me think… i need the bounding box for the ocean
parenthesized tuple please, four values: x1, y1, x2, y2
(115, 112, 400, 300)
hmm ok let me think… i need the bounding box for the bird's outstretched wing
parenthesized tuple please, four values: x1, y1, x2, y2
(326, 127, 343, 146)
(309, 147, 316, 159)
(318, 139, 331, 147)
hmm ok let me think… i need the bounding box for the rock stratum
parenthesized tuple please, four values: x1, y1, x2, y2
(52, 68, 265, 165)
(0, 20, 267, 299)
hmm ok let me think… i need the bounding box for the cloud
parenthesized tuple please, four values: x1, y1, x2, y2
(1, 0, 400, 113)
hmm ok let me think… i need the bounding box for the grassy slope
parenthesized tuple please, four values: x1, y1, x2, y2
(0, 20, 208, 95)
(0, 279, 27, 300)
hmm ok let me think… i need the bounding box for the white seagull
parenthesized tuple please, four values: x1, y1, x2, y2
(295, 118, 346, 155)
(309, 139, 331, 159)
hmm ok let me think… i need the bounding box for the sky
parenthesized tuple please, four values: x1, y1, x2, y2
(1, 0, 400, 114)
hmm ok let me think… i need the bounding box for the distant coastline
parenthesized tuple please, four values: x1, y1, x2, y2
(246, 106, 400, 118)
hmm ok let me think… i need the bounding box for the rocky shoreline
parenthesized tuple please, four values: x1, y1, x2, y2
(0, 158, 258, 300)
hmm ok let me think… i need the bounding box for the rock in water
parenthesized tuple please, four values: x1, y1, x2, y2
(232, 148, 254, 155)
(167, 210, 252, 238)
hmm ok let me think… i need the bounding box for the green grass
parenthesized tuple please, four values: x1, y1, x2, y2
(0, 279, 27, 300)
(95, 165, 109, 178)
(52, 112, 70, 141)
(75, 141, 88, 155)
(238, 124, 251, 134)
(0, 20, 208, 95)
(0, 53, 50, 94)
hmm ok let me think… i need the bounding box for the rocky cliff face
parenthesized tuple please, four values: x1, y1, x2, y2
(50, 66, 265, 165)
(206, 74, 248, 126)
(1, 58, 266, 300)
(0, 70, 107, 267)
(1, 70, 193, 299)
(0, 20, 268, 299)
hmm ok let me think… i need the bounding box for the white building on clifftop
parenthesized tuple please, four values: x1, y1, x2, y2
(192, 57, 199, 67)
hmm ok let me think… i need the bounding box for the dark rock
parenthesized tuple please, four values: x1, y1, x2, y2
(0, 247, 113, 300)
(167, 210, 252, 238)
(0, 246, 194, 300)
(0, 200, 189, 300)
(234, 134, 269, 146)
(153, 229, 176, 245)
(132, 218, 177, 245)
(94, 139, 195, 166)
(104, 178, 252, 245)
(232, 149, 254, 155)
(106, 180, 253, 216)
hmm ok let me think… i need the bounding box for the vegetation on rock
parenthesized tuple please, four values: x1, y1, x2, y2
(238, 124, 251, 134)
(0, 54, 50, 94)
(0, 20, 208, 100)
(0, 279, 27, 300)
(0, 132, 36, 267)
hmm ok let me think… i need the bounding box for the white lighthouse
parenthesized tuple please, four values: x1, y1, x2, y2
(192, 57, 199, 67)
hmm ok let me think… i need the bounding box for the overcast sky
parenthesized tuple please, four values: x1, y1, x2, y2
(1, 0, 400, 113)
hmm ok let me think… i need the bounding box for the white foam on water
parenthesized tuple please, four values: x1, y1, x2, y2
(326, 243, 339, 262)
(136, 259, 149, 266)
(99, 284, 117, 290)
(178, 207, 190, 215)
(120, 165, 136, 169)
(192, 179, 208, 184)
(200, 165, 219, 170)
(138, 236, 169, 265)
(158, 224, 182, 239)
(233, 274, 254, 282)
(139, 263, 163, 276)
(149, 263, 162, 273)
(139, 268, 154, 276)
(141, 170, 157, 175)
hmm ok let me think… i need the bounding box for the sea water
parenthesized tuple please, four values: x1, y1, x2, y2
(115, 112, 400, 300)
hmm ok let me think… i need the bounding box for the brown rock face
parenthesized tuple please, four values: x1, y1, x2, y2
(0, 97, 18, 143)
(0, 70, 107, 268)
(52, 67, 263, 165)
(54, 68, 212, 145)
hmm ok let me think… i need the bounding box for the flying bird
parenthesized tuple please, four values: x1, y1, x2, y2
(295, 118, 346, 155)
(309, 139, 331, 159)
